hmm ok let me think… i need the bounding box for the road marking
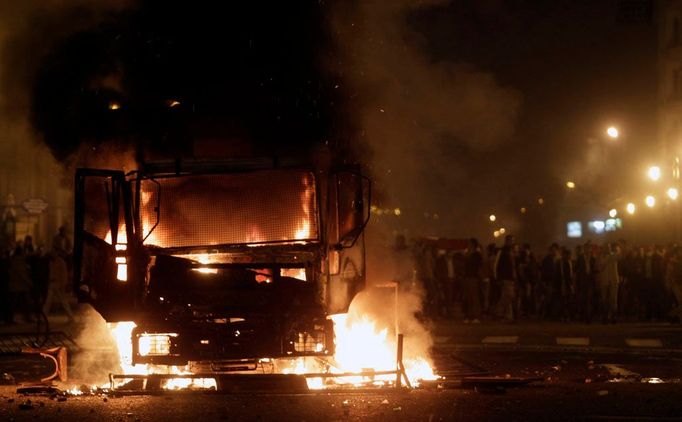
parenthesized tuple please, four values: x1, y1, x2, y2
(625, 338, 663, 348)
(602, 364, 640, 378)
(555, 337, 590, 346)
(434, 336, 450, 344)
(481, 336, 519, 344)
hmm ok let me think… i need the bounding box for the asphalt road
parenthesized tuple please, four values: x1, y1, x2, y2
(1, 348, 682, 421)
(2, 319, 682, 421)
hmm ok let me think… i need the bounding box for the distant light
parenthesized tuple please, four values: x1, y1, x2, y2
(520, 207, 527, 214)
(608, 208, 617, 218)
(648, 166, 661, 182)
(567, 221, 582, 238)
(493, 230, 500, 238)
(108, 101, 121, 110)
(566, 181, 576, 189)
(168, 99, 181, 108)
(606, 126, 619, 139)
(645, 195, 656, 208)
(668, 187, 679, 200)
(499, 228, 506, 235)
(489, 214, 496, 222)
(394, 208, 401, 216)
(626, 202, 636, 214)
(538, 197, 544, 205)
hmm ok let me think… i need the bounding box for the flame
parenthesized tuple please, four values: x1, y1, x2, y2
(140, 189, 161, 246)
(294, 175, 312, 240)
(107, 322, 216, 391)
(105, 308, 436, 392)
(192, 254, 218, 274)
(321, 313, 437, 388)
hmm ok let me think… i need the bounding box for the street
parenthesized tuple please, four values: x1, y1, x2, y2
(2, 320, 682, 421)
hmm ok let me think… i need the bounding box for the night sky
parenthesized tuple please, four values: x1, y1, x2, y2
(0, 0, 659, 245)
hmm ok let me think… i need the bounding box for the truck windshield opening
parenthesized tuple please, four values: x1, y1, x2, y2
(138, 170, 319, 248)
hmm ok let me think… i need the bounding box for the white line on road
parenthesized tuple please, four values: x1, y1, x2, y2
(481, 336, 519, 344)
(555, 337, 590, 346)
(625, 338, 663, 348)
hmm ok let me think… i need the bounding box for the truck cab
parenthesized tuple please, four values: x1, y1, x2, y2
(73, 158, 369, 368)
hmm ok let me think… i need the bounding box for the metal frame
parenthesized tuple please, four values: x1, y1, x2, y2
(110, 333, 411, 392)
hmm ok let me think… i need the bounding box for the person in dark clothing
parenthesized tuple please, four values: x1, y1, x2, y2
(494, 235, 518, 322)
(434, 249, 451, 317)
(28, 248, 50, 314)
(462, 238, 482, 323)
(558, 248, 574, 321)
(642, 245, 666, 321)
(539, 244, 561, 320)
(0, 249, 11, 323)
(574, 244, 596, 323)
(484, 243, 498, 315)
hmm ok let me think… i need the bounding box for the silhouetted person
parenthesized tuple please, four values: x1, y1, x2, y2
(597, 243, 620, 324)
(462, 238, 482, 323)
(494, 235, 517, 322)
(9, 245, 34, 322)
(539, 244, 560, 319)
(0, 249, 11, 323)
(574, 244, 596, 323)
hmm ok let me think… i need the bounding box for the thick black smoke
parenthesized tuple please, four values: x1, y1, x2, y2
(25, 1, 349, 166)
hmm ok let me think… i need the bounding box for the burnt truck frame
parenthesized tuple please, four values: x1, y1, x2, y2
(74, 158, 369, 368)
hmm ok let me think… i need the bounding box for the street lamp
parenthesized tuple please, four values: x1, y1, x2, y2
(609, 208, 617, 218)
(626, 202, 636, 214)
(489, 214, 496, 222)
(648, 166, 662, 182)
(668, 187, 679, 200)
(645, 195, 656, 208)
(606, 126, 619, 139)
(566, 181, 576, 189)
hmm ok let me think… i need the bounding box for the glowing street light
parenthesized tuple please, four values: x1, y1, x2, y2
(606, 126, 619, 139)
(645, 195, 656, 208)
(489, 214, 496, 222)
(493, 230, 500, 238)
(566, 181, 576, 189)
(499, 228, 506, 235)
(626, 202, 636, 214)
(608, 208, 617, 218)
(668, 187, 679, 200)
(648, 166, 662, 182)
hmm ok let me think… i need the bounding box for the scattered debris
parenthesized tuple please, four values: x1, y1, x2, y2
(16, 385, 63, 396)
(0, 373, 16, 385)
(18, 400, 34, 410)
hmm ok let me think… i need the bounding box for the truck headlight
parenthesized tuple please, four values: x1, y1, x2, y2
(138, 333, 178, 356)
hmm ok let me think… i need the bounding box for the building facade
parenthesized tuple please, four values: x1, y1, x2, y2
(0, 126, 72, 251)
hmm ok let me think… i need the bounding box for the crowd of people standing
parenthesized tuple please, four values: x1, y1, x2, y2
(0, 226, 75, 324)
(410, 235, 682, 324)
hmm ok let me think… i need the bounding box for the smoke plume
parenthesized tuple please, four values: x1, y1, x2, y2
(332, 0, 521, 238)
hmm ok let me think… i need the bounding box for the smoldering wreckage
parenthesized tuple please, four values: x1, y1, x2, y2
(10, 153, 542, 397)
(0, 1, 537, 400)
(6, 147, 450, 395)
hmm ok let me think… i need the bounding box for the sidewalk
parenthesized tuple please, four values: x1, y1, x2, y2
(431, 319, 682, 353)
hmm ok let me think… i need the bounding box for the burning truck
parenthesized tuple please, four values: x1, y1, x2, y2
(73, 157, 375, 389)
